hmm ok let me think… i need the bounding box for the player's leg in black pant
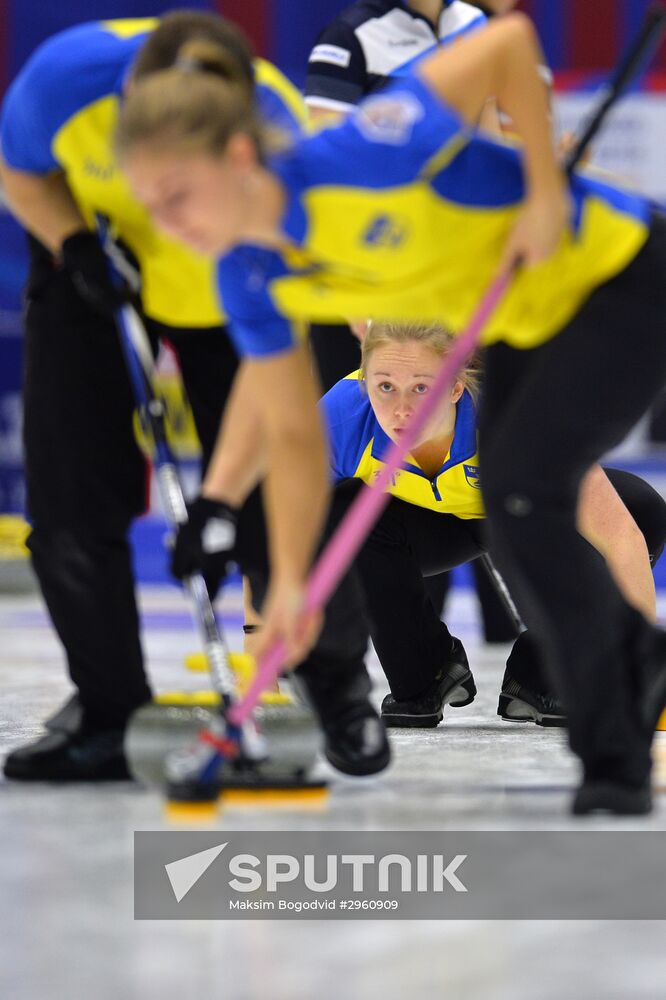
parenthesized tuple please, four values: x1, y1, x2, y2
(330, 482, 481, 726)
(157, 323, 240, 606)
(424, 559, 518, 644)
(473, 557, 521, 642)
(5, 262, 152, 781)
(423, 571, 451, 621)
(479, 217, 666, 811)
(235, 486, 390, 776)
(500, 467, 666, 726)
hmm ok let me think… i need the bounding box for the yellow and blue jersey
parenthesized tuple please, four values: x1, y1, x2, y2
(0, 18, 306, 328)
(217, 74, 650, 357)
(321, 372, 484, 518)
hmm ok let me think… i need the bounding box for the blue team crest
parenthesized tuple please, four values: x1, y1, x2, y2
(363, 215, 409, 248)
(464, 464, 481, 489)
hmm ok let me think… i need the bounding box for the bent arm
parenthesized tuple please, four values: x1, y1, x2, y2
(0, 155, 85, 252)
(577, 465, 656, 622)
(419, 13, 561, 203)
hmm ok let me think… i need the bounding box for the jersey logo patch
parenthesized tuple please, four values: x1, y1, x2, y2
(309, 44, 352, 68)
(363, 215, 409, 248)
(355, 92, 424, 145)
(83, 158, 116, 181)
(464, 464, 481, 489)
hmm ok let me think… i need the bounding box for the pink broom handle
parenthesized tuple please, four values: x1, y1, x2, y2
(228, 265, 512, 725)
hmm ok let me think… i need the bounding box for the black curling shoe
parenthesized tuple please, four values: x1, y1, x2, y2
(497, 675, 566, 728)
(572, 779, 652, 817)
(323, 705, 391, 777)
(3, 697, 131, 782)
(381, 639, 476, 728)
(295, 662, 391, 777)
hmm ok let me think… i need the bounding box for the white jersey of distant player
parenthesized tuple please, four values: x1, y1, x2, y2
(356, 0, 483, 76)
(306, 1, 486, 114)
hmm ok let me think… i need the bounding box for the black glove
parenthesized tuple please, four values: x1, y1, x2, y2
(170, 495, 239, 589)
(61, 230, 138, 318)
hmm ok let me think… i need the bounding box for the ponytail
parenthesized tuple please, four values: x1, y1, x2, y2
(173, 39, 246, 83)
(116, 11, 269, 162)
(131, 10, 255, 88)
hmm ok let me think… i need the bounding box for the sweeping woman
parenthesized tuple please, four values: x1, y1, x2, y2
(116, 13, 666, 814)
(0, 11, 306, 781)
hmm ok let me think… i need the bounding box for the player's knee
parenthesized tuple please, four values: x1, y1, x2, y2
(481, 453, 539, 522)
(481, 443, 573, 525)
(598, 468, 666, 566)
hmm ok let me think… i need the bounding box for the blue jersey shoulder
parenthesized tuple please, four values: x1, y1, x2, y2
(0, 22, 148, 172)
(320, 376, 379, 480)
(295, 75, 465, 192)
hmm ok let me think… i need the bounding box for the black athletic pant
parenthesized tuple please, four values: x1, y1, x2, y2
(419, 554, 518, 642)
(479, 216, 666, 787)
(332, 471, 666, 702)
(23, 259, 238, 729)
(332, 482, 484, 700)
(506, 467, 666, 690)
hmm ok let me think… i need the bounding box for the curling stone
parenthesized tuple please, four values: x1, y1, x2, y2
(125, 695, 322, 790)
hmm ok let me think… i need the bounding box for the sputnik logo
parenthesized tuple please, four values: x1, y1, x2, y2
(165, 843, 228, 902)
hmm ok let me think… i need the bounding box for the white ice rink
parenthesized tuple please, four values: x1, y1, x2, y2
(2, 582, 666, 1000)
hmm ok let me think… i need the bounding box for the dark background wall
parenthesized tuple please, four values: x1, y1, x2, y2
(2, 1, 666, 98)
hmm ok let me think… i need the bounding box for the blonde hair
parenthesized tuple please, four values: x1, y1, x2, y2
(116, 36, 282, 163)
(360, 321, 482, 402)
